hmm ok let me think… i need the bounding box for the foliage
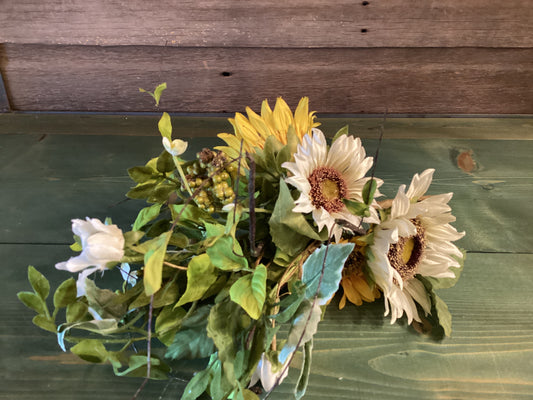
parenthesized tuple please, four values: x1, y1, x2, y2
(17, 93, 466, 400)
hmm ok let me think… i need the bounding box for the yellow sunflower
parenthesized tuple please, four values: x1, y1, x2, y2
(216, 97, 320, 157)
(339, 241, 380, 309)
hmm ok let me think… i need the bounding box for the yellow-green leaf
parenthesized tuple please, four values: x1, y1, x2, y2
(229, 265, 267, 319)
(144, 231, 172, 295)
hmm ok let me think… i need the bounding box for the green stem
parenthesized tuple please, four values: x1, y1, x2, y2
(173, 156, 193, 196)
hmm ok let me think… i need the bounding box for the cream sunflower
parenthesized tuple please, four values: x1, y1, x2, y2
(216, 97, 320, 156)
(368, 169, 465, 324)
(282, 129, 382, 242)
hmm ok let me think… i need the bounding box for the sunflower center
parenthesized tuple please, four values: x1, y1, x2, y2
(308, 167, 347, 213)
(388, 219, 426, 282)
(343, 249, 365, 277)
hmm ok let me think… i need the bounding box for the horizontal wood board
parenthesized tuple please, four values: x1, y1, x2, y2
(3, 245, 533, 399)
(2, 113, 533, 140)
(1, 0, 532, 48)
(1, 45, 532, 114)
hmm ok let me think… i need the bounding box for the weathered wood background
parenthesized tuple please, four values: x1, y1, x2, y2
(1, 0, 533, 114)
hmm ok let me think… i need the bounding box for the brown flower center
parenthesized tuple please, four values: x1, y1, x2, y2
(308, 166, 347, 213)
(388, 219, 426, 282)
(343, 249, 365, 278)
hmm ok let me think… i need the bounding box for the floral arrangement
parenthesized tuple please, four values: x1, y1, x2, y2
(18, 88, 465, 400)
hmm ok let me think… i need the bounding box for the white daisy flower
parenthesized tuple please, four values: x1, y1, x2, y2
(369, 169, 465, 324)
(282, 129, 381, 242)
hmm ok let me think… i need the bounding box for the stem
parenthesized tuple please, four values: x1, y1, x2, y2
(173, 156, 193, 196)
(131, 294, 155, 400)
(163, 260, 188, 270)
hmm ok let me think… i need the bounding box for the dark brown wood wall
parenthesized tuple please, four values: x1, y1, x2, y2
(1, 0, 532, 114)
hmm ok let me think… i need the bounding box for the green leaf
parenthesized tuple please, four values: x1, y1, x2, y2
(207, 235, 248, 271)
(177, 254, 218, 307)
(155, 305, 187, 346)
(295, 339, 313, 400)
(143, 231, 172, 295)
(53, 278, 77, 309)
(71, 339, 108, 363)
(343, 198, 370, 217)
(128, 166, 156, 184)
(17, 291, 47, 315)
(139, 82, 167, 106)
(165, 325, 215, 360)
(28, 266, 50, 300)
(276, 128, 299, 169)
(269, 180, 325, 256)
(158, 111, 172, 140)
(149, 183, 177, 204)
(84, 279, 127, 319)
(123, 230, 145, 248)
(70, 236, 82, 252)
(181, 353, 217, 400)
(229, 265, 267, 320)
(417, 276, 454, 337)
(126, 181, 159, 199)
(273, 280, 306, 324)
(207, 299, 250, 383)
(362, 178, 378, 206)
(133, 203, 162, 231)
(32, 314, 56, 333)
(156, 150, 175, 173)
(433, 293, 452, 337)
(153, 82, 167, 106)
(279, 300, 321, 364)
(113, 354, 169, 379)
(301, 243, 354, 304)
(331, 125, 349, 142)
(66, 302, 89, 323)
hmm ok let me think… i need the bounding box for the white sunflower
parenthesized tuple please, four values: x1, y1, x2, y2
(368, 168, 465, 324)
(282, 129, 381, 242)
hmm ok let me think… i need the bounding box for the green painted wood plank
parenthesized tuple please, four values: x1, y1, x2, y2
(1, 134, 531, 252)
(1, 113, 532, 139)
(3, 245, 532, 400)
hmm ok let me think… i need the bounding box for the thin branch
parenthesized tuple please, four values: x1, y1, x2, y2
(131, 294, 155, 400)
(163, 260, 188, 270)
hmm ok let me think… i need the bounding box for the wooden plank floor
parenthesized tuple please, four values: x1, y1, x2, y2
(1, 115, 532, 399)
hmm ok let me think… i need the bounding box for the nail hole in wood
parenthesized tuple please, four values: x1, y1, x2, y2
(361, 28, 368, 33)
(221, 71, 232, 77)
(362, 1, 369, 5)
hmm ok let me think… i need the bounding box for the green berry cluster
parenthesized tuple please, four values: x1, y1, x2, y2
(185, 148, 237, 212)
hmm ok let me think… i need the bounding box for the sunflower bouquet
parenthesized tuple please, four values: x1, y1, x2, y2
(18, 92, 465, 400)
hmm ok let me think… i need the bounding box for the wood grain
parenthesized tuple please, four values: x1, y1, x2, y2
(2, 45, 532, 114)
(2, 113, 533, 139)
(1, 0, 532, 48)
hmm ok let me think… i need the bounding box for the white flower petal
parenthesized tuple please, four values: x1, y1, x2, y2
(406, 168, 434, 200)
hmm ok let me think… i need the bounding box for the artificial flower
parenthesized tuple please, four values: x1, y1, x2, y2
(162, 137, 188, 156)
(217, 97, 320, 155)
(249, 353, 289, 392)
(368, 169, 465, 324)
(282, 129, 381, 242)
(339, 244, 380, 308)
(55, 217, 125, 296)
